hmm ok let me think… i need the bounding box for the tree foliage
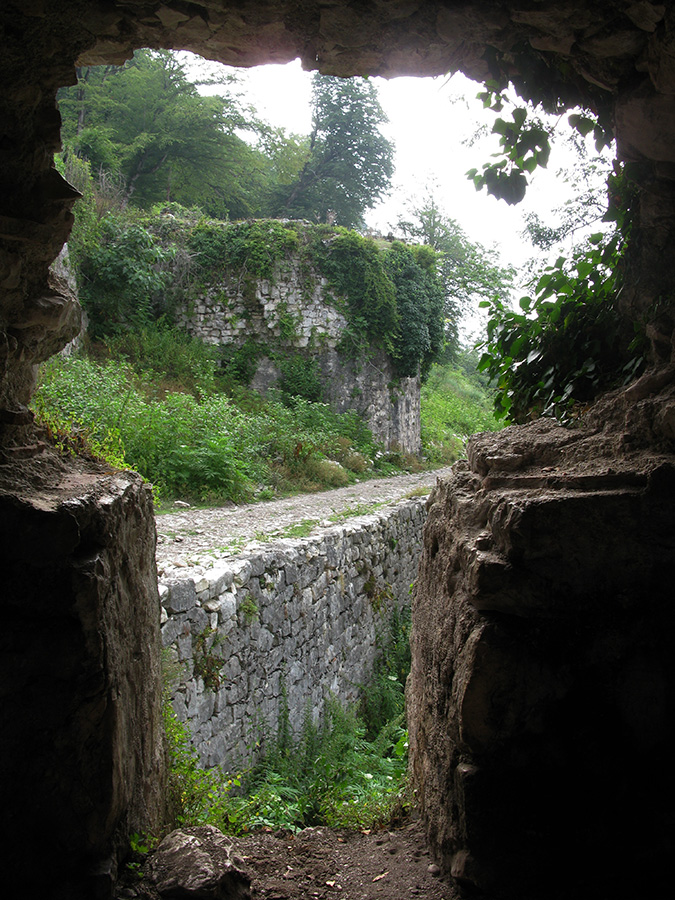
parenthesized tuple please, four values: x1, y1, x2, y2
(477, 168, 647, 422)
(465, 81, 613, 206)
(281, 74, 394, 229)
(462, 78, 650, 422)
(58, 50, 272, 217)
(396, 190, 515, 355)
(384, 243, 444, 379)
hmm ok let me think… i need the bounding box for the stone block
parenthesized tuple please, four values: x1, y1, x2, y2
(217, 592, 237, 624)
(161, 615, 185, 648)
(231, 559, 252, 586)
(187, 606, 209, 635)
(207, 567, 234, 596)
(164, 579, 197, 614)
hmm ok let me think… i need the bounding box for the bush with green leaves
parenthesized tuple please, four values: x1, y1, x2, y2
(384, 243, 445, 379)
(277, 354, 323, 403)
(189, 218, 300, 280)
(79, 213, 175, 338)
(360, 605, 411, 741)
(309, 228, 399, 356)
(163, 692, 407, 835)
(228, 696, 408, 833)
(106, 321, 218, 397)
(477, 231, 646, 422)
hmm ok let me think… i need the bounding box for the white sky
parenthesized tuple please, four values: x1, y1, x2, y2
(234, 60, 595, 266)
(184, 54, 612, 335)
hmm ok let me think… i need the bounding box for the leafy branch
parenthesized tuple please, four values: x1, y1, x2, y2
(466, 83, 613, 205)
(477, 220, 646, 423)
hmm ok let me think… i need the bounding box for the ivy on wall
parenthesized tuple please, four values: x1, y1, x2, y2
(71, 207, 445, 380)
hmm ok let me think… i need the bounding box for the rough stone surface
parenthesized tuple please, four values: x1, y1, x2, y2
(161, 498, 426, 769)
(0, 455, 167, 897)
(149, 826, 251, 899)
(4, 4, 675, 899)
(408, 407, 675, 898)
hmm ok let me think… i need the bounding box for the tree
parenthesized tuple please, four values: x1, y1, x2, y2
(396, 189, 515, 355)
(58, 50, 272, 218)
(281, 74, 394, 229)
(384, 243, 445, 379)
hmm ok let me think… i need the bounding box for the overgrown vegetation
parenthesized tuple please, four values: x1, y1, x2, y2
(464, 77, 649, 423)
(163, 609, 411, 835)
(421, 353, 504, 463)
(475, 161, 647, 422)
(32, 346, 395, 504)
(57, 51, 393, 230)
(59, 172, 446, 382)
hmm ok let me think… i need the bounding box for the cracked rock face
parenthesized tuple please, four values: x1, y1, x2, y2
(0, 459, 167, 897)
(408, 414, 675, 897)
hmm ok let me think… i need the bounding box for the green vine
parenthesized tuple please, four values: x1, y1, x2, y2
(307, 227, 399, 349)
(188, 219, 300, 280)
(193, 628, 226, 692)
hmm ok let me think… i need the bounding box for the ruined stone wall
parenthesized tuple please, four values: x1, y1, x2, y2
(4, 3, 675, 899)
(177, 254, 421, 453)
(159, 498, 426, 769)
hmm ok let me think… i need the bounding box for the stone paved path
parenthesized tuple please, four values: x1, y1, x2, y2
(155, 466, 454, 581)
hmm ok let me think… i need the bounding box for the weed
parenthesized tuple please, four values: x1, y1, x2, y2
(360, 606, 412, 740)
(193, 628, 226, 692)
(329, 500, 385, 522)
(32, 353, 393, 504)
(281, 519, 319, 539)
(234, 695, 408, 833)
(239, 595, 259, 625)
(364, 573, 394, 614)
(403, 486, 430, 499)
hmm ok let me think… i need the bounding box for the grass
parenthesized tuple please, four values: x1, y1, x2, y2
(32, 327, 499, 507)
(32, 347, 400, 505)
(420, 360, 503, 464)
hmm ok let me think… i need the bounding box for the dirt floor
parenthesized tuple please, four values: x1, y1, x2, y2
(119, 817, 457, 900)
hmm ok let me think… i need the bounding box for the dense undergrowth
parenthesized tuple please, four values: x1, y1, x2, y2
(32, 326, 500, 504)
(421, 356, 504, 464)
(34, 341, 388, 504)
(162, 609, 411, 836)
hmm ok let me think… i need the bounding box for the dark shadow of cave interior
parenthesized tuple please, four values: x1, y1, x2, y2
(1, 3, 674, 899)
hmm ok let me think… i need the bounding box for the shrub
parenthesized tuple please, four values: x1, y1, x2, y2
(189, 219, 300, 280)
(32, 354, 387, 503)
(277, 354, 323, 403)
(106, 320, 218, 397)
(309, 228, 399, 356)
(78, 213, 175, 338)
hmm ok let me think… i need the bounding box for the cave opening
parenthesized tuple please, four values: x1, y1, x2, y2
(2, 3, 675, 899)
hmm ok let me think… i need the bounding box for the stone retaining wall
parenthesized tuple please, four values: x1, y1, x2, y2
(160, 498, 426, 770)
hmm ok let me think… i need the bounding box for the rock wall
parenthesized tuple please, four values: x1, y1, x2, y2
(0, 460, 167, 898)
(159, 498, 426, 769)
(177, 251, 421, 453)
(408, 412, 675, 898)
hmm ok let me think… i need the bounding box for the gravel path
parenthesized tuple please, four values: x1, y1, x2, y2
(155, 466, 454, 581)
